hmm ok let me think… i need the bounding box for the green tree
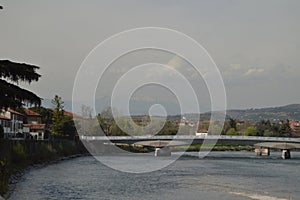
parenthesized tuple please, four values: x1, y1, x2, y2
(198, 121, 210, 130)
(244, 126, 257, 136)
(270, 123, 280, 136)
(30, 106, 53, 125)
(109, 120, 128, 136)
(263, 129, 272, 137)
(97, 107, 114, 135)
(50, 95, 64, 136)
(61, 115, 77, 137)
(279, 120, 292, 137)
(157, 121, 178, 135)
(210, 124, 223, 135)
(229, 118, 237, 130)
(226, 128, 239, 136)
(0, 60, 41, 108)
(256, 120, 272, 136)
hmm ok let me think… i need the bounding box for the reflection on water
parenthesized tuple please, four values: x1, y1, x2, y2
(9, 152, 300, 200)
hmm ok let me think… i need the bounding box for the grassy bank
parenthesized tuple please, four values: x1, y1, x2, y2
(116, 143, 255, 153)
(0, 139, 87, 196)
(172, 144, 255, 152)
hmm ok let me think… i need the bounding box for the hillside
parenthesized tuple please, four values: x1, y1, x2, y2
(226, 104, 300, 122)
(167, 104, 300, 122)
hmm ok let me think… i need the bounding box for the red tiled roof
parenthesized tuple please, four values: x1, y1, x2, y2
(197, 129, 208, 133)
(8, 109, 23, 116)
(0, 115, 10, 120)
(64, 111, 82, 118)
(22, 108, 41, 116)
(23, 124, 45, 130)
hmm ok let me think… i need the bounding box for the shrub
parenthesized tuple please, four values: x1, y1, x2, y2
(0, 159, 10, 195)
(225, 128, 239, 136)
(34, 143, 57, 162)
(12, 142, 26, 165)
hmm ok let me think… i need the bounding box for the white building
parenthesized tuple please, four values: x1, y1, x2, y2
(0, 115, 11, 138)
(0, 109, 25, 138)
(195, 129, 208, 137)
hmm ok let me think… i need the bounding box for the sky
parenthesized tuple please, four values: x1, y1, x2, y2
(0, 0, 300, 113)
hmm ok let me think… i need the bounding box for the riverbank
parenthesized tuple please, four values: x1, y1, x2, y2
(173, 144, 255, 152)
(116, 143, 256, 153)
(0, 139, 88, 197)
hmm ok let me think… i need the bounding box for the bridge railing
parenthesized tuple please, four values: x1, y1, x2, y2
(80, 135, 300, 143)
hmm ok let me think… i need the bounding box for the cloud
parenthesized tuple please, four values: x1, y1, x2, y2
(222, 64, 266, 78)
(243, 68, 265, 76)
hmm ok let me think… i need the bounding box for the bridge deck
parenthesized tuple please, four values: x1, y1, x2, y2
(80, 135, 300, 146)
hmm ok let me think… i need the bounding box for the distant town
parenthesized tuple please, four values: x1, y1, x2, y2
(1, 101, 300, 141)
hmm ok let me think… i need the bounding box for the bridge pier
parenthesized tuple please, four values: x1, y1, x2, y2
(255, 146, 270, 156)
(281, 149, 291, 159)
(154, 147, 171, 157)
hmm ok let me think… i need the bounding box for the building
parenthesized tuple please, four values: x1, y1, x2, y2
(0, 108, 47, 139)
(195, 129, 208, 137)
(178, 117, 195, 127)
(22, 108, 46, 140)
(0, 115, 11, 138)
(0, 109, 25, 138)
(289, 120, 300, 133)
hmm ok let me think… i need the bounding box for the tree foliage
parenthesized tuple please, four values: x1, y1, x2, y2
(279, 120, 292, 137)
(50, 95, 65, 136)
(49, 95, 77, 137)
(157, 121, 178, 135)
(0, 60, 41, 108)
(244, 126, 257, 136)
(229, 118, 237, 130)
(97, 107, 114, 135)
(30, 106, 53, 125)
(226, 128, 239, 136)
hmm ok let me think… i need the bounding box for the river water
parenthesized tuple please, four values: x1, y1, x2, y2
(8, 152, 300, 200)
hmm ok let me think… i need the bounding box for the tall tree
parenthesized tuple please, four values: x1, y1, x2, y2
(0, 60, 41, 108)
(97, 107, 114, 135)
(50, 95, 64, 136)
(279, 120, 292, 137)
(229, 118, 237, 130)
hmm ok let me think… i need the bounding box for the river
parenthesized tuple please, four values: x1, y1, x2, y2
(8, 152, 300, 200)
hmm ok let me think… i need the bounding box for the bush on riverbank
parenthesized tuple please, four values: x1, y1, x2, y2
(172, 144, 254, 152)
(12, 143, 27, 166)
(0, 138, 87, 196)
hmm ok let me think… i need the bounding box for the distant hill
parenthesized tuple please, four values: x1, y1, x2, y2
(168, 104, 300, 122)
(226, 104, 300, 122)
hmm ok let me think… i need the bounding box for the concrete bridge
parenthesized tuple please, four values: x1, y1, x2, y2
(254, 142, 300, 159)
(80, 135, 300, 158)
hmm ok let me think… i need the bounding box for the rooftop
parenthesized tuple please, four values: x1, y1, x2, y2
(0, 115, 10, 120)
(23, 108, 41, 117)
(23, 124, 45, 130)
(8, 109, 24, 116)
